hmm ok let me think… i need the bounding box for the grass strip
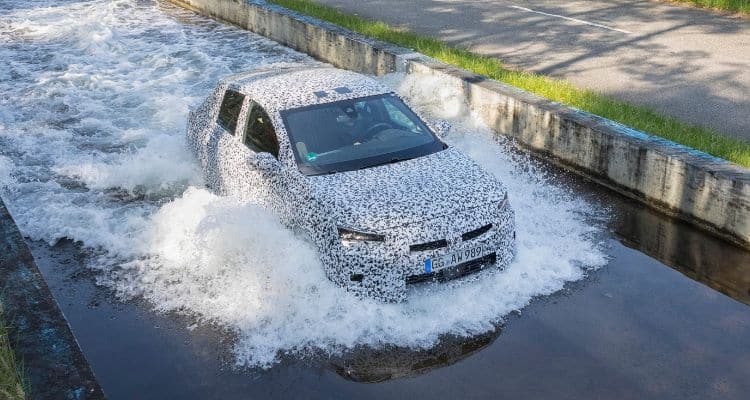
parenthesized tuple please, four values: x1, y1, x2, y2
(669, 0, 750, 14)
(0, 303, 25, 400)
(269, 0, 750, 167)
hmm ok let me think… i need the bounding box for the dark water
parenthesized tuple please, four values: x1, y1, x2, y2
(30, 172, 750, 400)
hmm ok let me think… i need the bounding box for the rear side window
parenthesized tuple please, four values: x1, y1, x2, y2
(244, 102, 280, 158)
(217, 90, 244, 134)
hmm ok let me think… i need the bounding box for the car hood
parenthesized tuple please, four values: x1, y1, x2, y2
(308, 147, 507, 232)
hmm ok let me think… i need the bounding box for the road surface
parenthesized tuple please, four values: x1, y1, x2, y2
(315, 0, 750, 140)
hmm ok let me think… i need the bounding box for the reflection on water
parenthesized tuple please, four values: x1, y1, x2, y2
(327, 196, 750, 385)
(330, 328, 502, 383)
(613, 202, 750, 305)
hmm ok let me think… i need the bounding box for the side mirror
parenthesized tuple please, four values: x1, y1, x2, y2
(431, 119, 452, 138)
(252, 152, 282, 175)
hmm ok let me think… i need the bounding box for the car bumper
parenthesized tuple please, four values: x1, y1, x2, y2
(328, 205, 516, 302)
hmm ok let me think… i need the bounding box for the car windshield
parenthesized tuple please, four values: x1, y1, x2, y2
(281, 93, 446, 175)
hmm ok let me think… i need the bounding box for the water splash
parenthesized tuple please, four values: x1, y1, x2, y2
(0, 0, 608, 368)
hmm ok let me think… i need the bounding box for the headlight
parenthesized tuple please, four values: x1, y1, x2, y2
(499, 191, 509, 210)
(337, 226, 385, 243)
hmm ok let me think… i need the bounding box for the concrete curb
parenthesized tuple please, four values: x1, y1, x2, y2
(167, 0, 750, 248)
(0, 198, 104, 399)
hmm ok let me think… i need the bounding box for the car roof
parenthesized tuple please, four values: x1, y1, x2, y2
(223, 64, 393, 113)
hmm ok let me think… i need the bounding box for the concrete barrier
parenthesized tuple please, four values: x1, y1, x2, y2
(167, 0, 750, 248)
(0, 198, 105, 399)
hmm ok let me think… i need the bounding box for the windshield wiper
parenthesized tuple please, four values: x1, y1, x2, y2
(306, 156, 418, 176)
(367, 156, 415, 169)
(307, 169, 338, 176)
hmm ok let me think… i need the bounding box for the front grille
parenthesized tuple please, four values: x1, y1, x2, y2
(409, 239, 448, 252)
(462, 224, 493, 241)
(406, 253, 497, 285)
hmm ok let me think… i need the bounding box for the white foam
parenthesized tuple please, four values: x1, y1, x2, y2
(0, 155, 13, 188)
(0, 0, 608, 369)
(53, 133, 204, 195)
(0, 0, 304, 241)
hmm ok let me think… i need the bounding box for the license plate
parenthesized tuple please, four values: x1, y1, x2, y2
(424, 245, 487, 273)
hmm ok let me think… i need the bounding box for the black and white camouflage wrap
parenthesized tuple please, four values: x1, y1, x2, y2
(186, 64, 516, 301)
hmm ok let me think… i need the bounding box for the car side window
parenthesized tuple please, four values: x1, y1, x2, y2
(217, 90, 244, 134)
(244, 102, 280, 158)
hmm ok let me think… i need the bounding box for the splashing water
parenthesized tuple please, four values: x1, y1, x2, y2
(0, 0, 608, 368)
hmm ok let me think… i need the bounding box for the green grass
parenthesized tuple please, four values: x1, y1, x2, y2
(0, 304, 25, 400)
(670, 0, 750, 14)
(269, 0, 750, 167)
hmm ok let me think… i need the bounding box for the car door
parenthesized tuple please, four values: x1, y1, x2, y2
(207, 88, 246, 194)
(230, 99, 284, 205)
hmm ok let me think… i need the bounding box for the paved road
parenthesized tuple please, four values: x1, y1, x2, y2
(315, 0, 750, 141)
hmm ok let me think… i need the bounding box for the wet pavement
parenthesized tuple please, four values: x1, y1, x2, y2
(30, 171, 750, 400)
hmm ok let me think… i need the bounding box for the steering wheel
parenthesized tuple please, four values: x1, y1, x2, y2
(364, 122, 393, 138)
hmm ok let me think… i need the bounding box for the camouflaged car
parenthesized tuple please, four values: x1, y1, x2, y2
(187, 64, 516, 301)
